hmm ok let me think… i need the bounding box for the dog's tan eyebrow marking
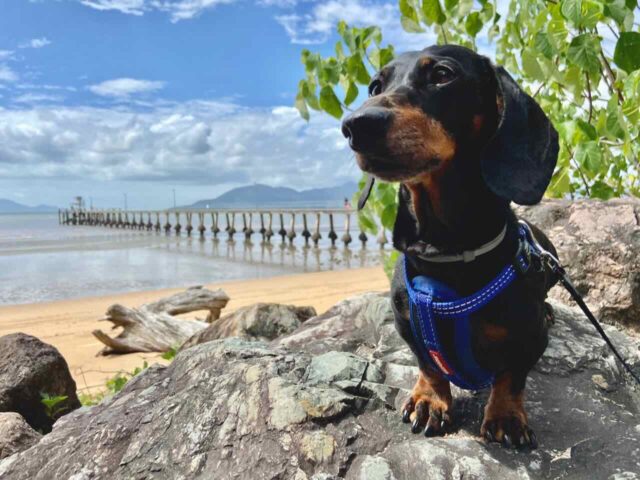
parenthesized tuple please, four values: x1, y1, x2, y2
(419, 56, 433, 68)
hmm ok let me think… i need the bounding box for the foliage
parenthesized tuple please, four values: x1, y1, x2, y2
(40, 393, 69, 419)
(296, 0, 640, 273)
(78, 360, 150, 406)
(161, 346, 178, 361)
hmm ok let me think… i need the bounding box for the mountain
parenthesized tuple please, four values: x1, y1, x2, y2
(0, 199, 58, 214)
(186, 182, 358, 208)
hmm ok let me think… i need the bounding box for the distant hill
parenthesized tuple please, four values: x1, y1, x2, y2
(0, 199, 58, 213)
(186, 182, 358, 208)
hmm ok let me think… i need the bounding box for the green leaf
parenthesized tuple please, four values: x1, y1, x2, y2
(547, 18, 568, 50)
(357, 209, 378, 234)
(300, 79, 320, 110)
(347, 54, 371, 84)
(294, 93, 309, 121)
(560, 0, 604, 28)
(400, 14, 425, 33)
(606, 98, 626, 138)
(567, 34, 601, 75)
(575, 141, 602, 173)
(603, 0, 628, 24)
(464, 12, 483, 38)
(534, 32, 554, 59)
(576, 119, 597, 140)
(370, 46, 394, 70)
(522, 49, 545, 81)
(591, 180, 615, 199)
(444, 0, 459, 11)
(319, 85, 343, 119)
(549, 167, 572, 196)
(344, 81, 359, 106)
(614, 32, 640, 73)
(381, 204, 397, 230)
(422, 0, 446, 25)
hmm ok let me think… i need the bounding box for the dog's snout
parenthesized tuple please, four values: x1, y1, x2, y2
(341, 107, 392, 153)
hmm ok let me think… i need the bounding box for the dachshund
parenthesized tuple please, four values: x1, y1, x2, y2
(341, 45, 559, 449)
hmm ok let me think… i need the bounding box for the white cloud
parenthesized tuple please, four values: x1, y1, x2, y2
(77, 0, 237, 20)
(275, 0, 435, 50)
(19, 37, 52, 49)
(88, 78, 166, 98)
(0, 65, 18, 83)
(78, 0, 147, 15)
(0, 50, 13, 60)
(0, 100, 354, 191)
(13, 93, 64, 104)
(151, 0, 237, 22)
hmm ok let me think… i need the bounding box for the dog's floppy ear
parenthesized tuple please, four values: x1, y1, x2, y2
(480, 65, 559, 205)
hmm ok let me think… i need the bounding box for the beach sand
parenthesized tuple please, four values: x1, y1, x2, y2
(0, 266, 389, 393)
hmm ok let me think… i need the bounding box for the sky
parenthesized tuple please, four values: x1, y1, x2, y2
(0, 0, 439, 209)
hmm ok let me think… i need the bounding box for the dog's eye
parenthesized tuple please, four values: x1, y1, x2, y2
(368, 80, 382, 97)
(432, 65, 456, 86)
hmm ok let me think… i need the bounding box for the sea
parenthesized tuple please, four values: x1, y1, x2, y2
(0, 212, 386, 306)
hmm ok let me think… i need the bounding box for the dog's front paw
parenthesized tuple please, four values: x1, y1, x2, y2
(481, 373, 538, 450)
(481, 414, 537, 449)
(401, 370, 452, 437)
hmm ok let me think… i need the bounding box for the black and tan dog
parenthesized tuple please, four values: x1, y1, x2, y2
(341, 45, 559, 449)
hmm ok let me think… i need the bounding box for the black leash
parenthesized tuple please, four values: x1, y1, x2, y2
(541, 250, 640, 387)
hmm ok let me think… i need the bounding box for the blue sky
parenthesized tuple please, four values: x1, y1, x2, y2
(0, 0, 436, 209)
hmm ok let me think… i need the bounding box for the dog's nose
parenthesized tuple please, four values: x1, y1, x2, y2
(341, 108, 391, 153)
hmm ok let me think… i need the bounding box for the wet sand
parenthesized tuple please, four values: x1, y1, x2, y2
(0, 266, 389, 393)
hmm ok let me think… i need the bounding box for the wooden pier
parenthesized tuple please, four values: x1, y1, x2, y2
(58, 208, 389, 249)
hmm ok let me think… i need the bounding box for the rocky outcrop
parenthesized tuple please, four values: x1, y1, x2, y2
(2, 293, 639, 479)
(519, 198, 640, 330)
(0, 413, 41, 460)
(0, 334, 80, 433)
(183, 303, 316, 348)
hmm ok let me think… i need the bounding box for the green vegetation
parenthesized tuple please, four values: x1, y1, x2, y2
(40, 393, 70, 419)
(161, 345, 178, 361)
(78, 360, 150, 406)
(295, 0, 640, 271)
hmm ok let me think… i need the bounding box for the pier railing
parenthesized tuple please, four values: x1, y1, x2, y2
(58, 208, 389, 248)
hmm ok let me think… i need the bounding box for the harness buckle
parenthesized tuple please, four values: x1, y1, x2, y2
(513, 237, 531, 275)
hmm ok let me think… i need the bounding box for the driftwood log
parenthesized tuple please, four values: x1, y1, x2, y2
(92, 286, 230, 355)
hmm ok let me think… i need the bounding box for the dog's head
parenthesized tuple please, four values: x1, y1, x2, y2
(341, 45, 559, 206)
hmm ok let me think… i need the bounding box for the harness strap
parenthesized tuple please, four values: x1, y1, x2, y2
(404, 225, 536, 390)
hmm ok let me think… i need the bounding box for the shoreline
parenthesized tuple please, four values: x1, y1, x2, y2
(0, 266, 389, 392)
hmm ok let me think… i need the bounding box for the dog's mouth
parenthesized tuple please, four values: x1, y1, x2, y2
(354, 151, 443, 183)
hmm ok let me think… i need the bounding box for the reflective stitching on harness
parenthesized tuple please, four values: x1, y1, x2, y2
(432, 267, 515, 315)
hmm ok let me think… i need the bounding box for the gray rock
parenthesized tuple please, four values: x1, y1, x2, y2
(1, 293, 639, 479)
(0, 333, 81, 432)
(274, 292, 394, 356)
(182, 303, 317, 348)
(0, 413, 41, 460)
(518, 198, 640, 330)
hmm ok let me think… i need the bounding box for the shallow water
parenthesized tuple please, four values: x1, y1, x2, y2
(0, 213, 385, 305)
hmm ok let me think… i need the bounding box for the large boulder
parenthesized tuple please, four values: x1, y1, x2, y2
(519, 198, 640, 330)
(182, 303, 316, 348)
(0, 413, 41, 460)
(0, 334, 81, 433)
(2, 293, 639, 479)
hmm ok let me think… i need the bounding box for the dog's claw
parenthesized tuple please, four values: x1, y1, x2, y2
(484, 430, 494, 443)
(502, 434, 512, 448)
(402, 409, 411, 424)
(411, 419, 422, 434)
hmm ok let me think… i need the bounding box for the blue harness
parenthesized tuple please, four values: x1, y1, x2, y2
(404, 224, 541, 390)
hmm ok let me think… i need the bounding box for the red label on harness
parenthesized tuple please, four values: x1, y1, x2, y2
(429, 350, 454, 375)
